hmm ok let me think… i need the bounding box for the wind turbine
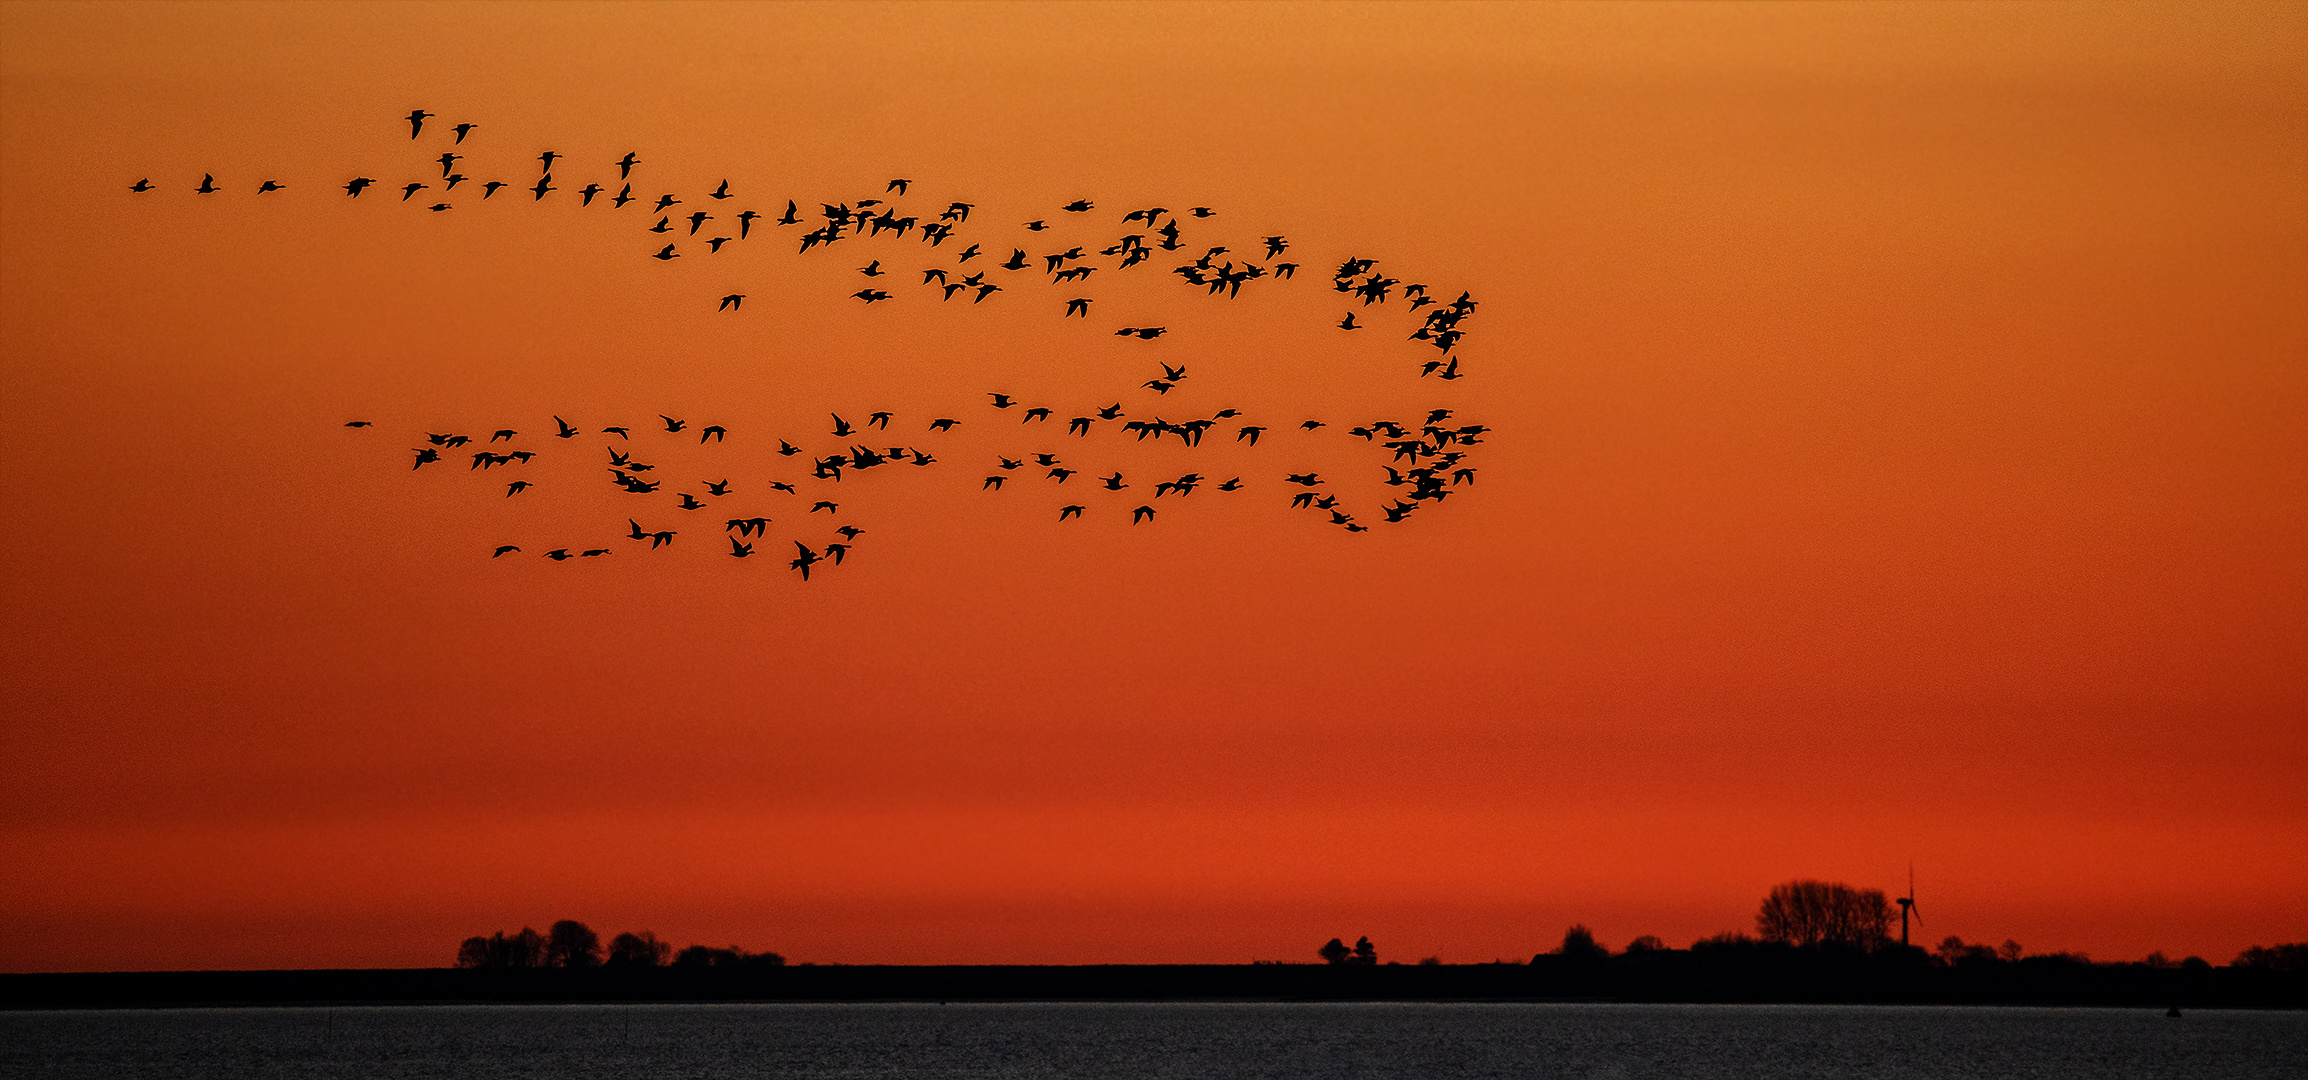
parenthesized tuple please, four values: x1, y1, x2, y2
(1897, 864, 1921, 948)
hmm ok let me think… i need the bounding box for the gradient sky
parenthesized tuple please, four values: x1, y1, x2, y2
(1, 2, 2302, 972)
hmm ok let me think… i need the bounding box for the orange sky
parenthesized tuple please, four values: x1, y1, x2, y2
(1, 1, 2302, 972)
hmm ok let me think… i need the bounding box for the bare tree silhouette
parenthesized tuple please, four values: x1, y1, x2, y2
(1757, 880, 1893, 950)
(454, 927, 546, 968)
(606, 931, 672, 967)
(545, 920, 602, 968)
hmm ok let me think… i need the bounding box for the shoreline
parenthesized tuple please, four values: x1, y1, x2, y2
(8, 961, 2302, 1010)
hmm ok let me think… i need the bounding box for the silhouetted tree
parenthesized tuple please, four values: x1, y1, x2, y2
(672, 944, 786, 968)
(1623, 934, 1667, 953)
(1756, 880, 1892, 950)
(1318, 938, 1353, 965)
(545, 920, 602, 968)
(1350, 936, 1378, 965)
(2235, 942, 2308, 971)
(606, 931, 671, 967)
(1936, 935, 2000, 966)
(1559, 924, 1609, 961)
(453, 927, 546, 968)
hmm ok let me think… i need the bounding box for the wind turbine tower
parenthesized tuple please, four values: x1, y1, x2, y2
(1897, 865, 1921, 948)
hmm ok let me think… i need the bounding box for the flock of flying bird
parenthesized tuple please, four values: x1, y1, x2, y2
(141, 109, 1489, 580)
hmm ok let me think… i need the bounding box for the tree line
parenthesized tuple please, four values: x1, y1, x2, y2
(458, 885, 2308, 972)
(1315, 879, 2307, 970)
(455, 920, 783, 969)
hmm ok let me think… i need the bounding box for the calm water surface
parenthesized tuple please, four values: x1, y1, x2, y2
(3, 1002, 2302, 1079)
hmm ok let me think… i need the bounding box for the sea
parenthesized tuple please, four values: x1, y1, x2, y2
(3, 1001, 2302, 1079)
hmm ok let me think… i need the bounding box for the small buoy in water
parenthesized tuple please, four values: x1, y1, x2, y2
(2166, 1006, 2183, 1018)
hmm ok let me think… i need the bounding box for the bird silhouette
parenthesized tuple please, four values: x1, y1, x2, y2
(791, 542, 821, 580)
(1058, 505, 1085, 520)
(506, 480, 532, 496)
(1101, 472, 1127, 490)
(810, 501, 838, 513)
(736, 210, 758, 238)
(544, 548, 572, 560)
(719, 294, 744, 311)
(538, 151, 560, 173)
(727, 517, 769, 537)
(579, 183, 603, 205)
(493, 545, 521, 557)
(1062, 199, 1093, 212)
(854, 289, 890, 303)
(1238, 426, 1265, 446)
(983, 475, 1005, 491)
(452, 122, 476, 143)
(648, 530, 675, 548)
(777, 200, 800, 225)
(686, 210, 711, 234)
(612, 184, 635, 208)
(1338, 313, 1360, 330)
(654, 193, 679, 212)
(989, 393, 1015, 409)
(1065, 298, 1091, 317)
(603, 425, 630, 439)
(257, 180, 284, 193)
(652, 244, 679, 260)
(700, 425, 726, 443)
(406, 110, 432, 138)
(531, 176, 553, 200)
(709, 180, 732, 200)
(616, 152, 639, 179)
(344, 178, 375, 196)
(729, 536, 753, 558)
(194, 174, 218, 194)
(887, 178, 910, 195)
(581, 548, 611, 557)
(482, 181, 507, 198)
(659, 415, 685, 433)
(928, 418, 959, 432)
(1131, 505, 1156, 523)
(344, 420, 372, 428)
(868, 412, 892, 429)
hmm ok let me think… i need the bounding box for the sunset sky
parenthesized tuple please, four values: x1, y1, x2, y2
(1, 2, 2301, 972)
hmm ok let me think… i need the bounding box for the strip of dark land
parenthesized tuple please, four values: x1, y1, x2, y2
(6, 956, 2303, 1010)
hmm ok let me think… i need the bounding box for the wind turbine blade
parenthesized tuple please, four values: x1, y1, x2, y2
(1910, 902, 1921, 927)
